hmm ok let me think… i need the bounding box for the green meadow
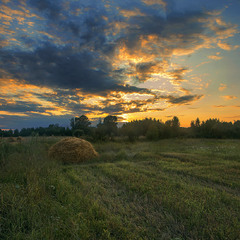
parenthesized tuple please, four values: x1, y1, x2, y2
(0, 138, 240, 239)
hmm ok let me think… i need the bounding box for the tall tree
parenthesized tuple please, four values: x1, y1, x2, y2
(70, 115, 91, 135)
(102, 115, 118, 140)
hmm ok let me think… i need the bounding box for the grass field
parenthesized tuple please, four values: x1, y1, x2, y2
(0, 138, 240, 239)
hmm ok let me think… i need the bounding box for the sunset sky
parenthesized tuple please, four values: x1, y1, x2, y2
(0, 0, 240, 129)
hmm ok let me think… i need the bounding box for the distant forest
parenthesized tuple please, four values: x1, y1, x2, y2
(1, 115, 240, 140)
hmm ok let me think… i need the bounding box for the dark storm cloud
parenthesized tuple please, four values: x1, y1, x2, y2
(34, 89, 83, 106)
(123, 11, 206, 49)
(136, 62, 155, 72)
(81, 12, 108, 48)
(0, 1, 223, 92)
(134, 62, 156, 81)
(0, 97, 61, 114)
(0, 99, 41, 113)
(113, 84, 153, 95)
(0, 0, 135, 94)
(0, 37, 154, 94)
(29, 0, 61, 20)
(0, 44, 119, 92)
(29, 0, 108, 45)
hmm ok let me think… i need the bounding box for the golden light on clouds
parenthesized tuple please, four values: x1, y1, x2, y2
(115, 43, 154, 65)
(217, 41, 239, 50)
(208, 52, 222, 60)
(120, 9, 145, 18)
(80, 95, 107, 108)
(0, 4, 39, 20)
(0, 111, 28, 117)
(219, 84, 227, 91)
(0, 78, 71, 117)
(122, 93, 154, 102)
(222, 95, 237, 100)
(46, 107, 72, 116)
(141, 0, 167, 9)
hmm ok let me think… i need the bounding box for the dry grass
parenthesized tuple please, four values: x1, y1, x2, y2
(16, 136, 23, 142)
(7, 137, 16, 143)
(48, 137, 98, 163)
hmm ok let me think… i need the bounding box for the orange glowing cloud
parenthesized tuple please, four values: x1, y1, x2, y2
(141, 0, 166, 9)
(0, 79, 54, 96)
(80, 95, 107, 108)
(115, 43, 155, 64)
(0, 5, 39, 19)
(0, 111, 28, 117)
(208, 55, 222, 60)
(0, 78, 72, 116)
(120, 9, 145, 18)
(217, 41, 239, 50)
(222, 95, 237, 100)
(114, 40, 191, 86)
(219, 84, 227, 91)
(45, 107, 71, 116)
(112, 12, 238, 89)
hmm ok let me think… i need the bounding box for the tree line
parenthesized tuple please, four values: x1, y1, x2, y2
(1, 115, 240, 140)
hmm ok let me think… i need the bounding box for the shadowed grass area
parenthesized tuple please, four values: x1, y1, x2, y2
(0, 138, 240, 239)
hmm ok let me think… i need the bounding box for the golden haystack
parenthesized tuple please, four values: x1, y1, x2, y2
(48, 137, 98, 163)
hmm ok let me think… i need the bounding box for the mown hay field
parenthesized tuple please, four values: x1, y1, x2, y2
(0, 138, 240, 240)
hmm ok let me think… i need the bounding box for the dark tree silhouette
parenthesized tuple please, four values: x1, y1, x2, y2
(70, 115, 91, 135)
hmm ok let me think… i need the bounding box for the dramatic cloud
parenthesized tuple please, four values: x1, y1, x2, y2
(0, 44, 119, 92)
(0, 0, 239, 128)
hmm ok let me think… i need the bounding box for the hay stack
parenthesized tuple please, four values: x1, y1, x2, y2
(17, 136, 23, 142)
(48, 137, 98, 163)
(8, 137, 16, 143)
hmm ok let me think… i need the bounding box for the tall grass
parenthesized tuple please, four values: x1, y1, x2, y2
(0, 138, 240, 239)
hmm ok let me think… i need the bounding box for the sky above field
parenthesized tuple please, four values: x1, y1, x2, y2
(0, 0, 240, 129)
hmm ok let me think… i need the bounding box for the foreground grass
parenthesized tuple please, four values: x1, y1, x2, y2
(0, 138, 239, 239)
